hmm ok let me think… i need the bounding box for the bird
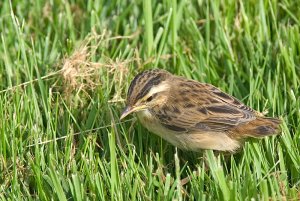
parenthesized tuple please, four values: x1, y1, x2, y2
(120, 69, 281, 152)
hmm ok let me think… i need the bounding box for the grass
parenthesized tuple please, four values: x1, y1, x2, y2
(0, 0, 299, 200)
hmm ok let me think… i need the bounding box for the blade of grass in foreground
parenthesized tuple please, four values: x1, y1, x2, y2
(143, 0, 154, 57)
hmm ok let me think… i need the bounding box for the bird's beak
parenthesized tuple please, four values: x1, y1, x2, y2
(120, 105, 146, 120)
(120, 106, 133, 120)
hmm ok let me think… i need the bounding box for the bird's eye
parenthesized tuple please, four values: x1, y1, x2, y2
(146, 96, 153, 102)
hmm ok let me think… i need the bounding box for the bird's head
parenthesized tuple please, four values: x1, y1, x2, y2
(120, 69, 171, 120)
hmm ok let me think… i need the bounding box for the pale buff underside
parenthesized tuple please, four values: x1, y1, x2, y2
(136, 109, 241, 152)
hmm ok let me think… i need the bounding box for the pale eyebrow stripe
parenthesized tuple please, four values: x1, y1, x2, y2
(147, 81, 169, 97)
(135, 74, 164, 100)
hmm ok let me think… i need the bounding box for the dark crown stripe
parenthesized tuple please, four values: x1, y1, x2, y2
(135, 74, 164, 101)
(127, 71, 145, 98)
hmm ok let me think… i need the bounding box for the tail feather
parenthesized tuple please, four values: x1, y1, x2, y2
(233, 117, 282, 138)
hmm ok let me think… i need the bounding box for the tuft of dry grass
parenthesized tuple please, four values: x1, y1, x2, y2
(60, 31, 137, 103)
(61, 45, 96, 91)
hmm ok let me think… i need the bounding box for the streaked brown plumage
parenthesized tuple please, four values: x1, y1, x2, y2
(120, 69, 281, 152)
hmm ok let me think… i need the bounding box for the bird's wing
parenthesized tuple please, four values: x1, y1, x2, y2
(155, 79, 256, 132)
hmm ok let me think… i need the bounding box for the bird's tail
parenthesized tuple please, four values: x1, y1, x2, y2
(233, 117, 282, 138)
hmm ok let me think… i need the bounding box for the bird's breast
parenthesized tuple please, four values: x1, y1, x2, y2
(136, 109, 157, 127)
(136, 109, 171, 138)
(135, 109, 188, 148)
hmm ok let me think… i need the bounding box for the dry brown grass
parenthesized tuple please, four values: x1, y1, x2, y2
(59, 30, 137, 104)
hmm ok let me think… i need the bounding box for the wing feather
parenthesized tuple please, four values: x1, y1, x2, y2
(154, 79, 256, 132)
